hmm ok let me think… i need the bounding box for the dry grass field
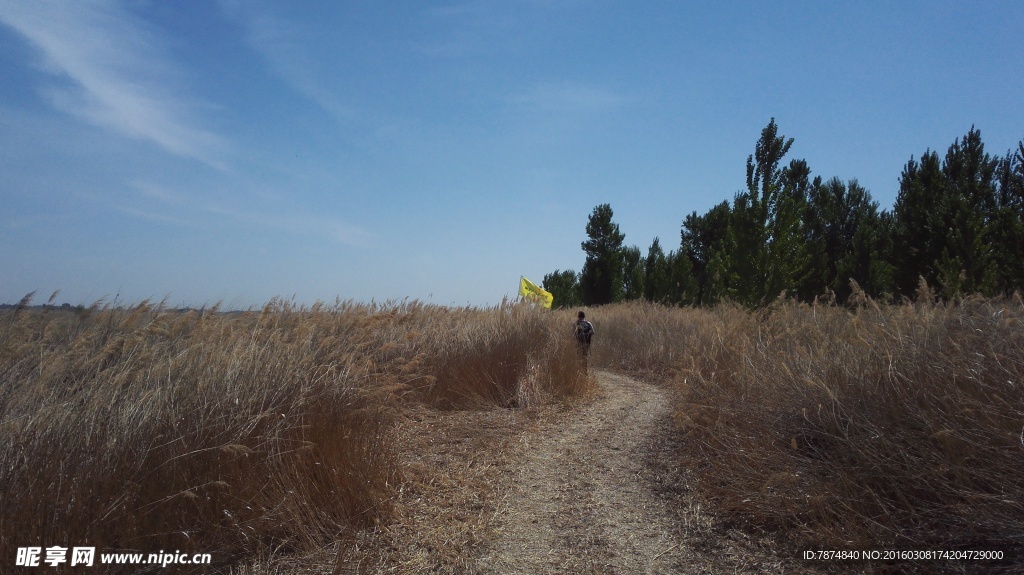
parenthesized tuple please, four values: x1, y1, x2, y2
(595, 286, 1024, 566)
(3, 288, 1022, 573)
(0, 295, 589, 573)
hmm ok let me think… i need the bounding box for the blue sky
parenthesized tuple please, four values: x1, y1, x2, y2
(2, 1, 1022, 308)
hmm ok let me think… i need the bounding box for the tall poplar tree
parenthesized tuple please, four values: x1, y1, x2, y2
(621, 246, 646, 301)
(580, 204, 626, 306)
(643, 237, 671, 303)
(729, 119, 810, 307)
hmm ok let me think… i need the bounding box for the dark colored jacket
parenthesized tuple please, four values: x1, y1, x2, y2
(573, 319, 594, 344)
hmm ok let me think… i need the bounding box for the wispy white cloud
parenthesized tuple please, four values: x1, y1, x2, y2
(218, 1, 358, 125)
(0, 0, 227, 168)
(262, 212, 373, 248)
(512, 81, 626, 114)
(114, 205, 189, 226)
(126, 181, 373, 248)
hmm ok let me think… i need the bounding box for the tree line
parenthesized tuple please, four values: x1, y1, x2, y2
(544, 120, 1024, 308)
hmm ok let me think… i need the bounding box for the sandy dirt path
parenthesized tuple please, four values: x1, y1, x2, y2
(265, 370, 798, 574)
(477, 370, 684, 574)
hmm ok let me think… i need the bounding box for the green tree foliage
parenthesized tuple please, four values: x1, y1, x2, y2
(893, 127, 1023, 298)
(580, 204, 626, 306)
(665, 249, 698, 305)
(729, 119, 811, 307)
(893, 149, 946, 295)
(802, 177, 893, 302)
(542, 269, 581, 309)
(937, 127, 999, 295)
(681, 201, 732, 306)
(776, 158, 814, 295)
(847, 206, 896, 300)
(702, 250, 731, 306)
(621, 245, 646, 301)
(550, 124, 1024, 310)
(991, 143, 1024, 293)
(643, 237, 672, 303)
(640, 237, 699, 306)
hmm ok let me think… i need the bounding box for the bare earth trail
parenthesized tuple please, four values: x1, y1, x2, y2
(477, 370, 686, 574)
(337, 369, 798, 574)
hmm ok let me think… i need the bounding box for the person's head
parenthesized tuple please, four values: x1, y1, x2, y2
(577, 311, 585, 319)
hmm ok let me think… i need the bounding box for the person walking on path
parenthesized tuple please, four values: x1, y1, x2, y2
(573, 311, 595, 369)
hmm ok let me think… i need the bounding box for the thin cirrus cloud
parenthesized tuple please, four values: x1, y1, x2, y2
(218, 1, 359, 125)
(0, 0, 227, 169)
(196, 203, 374, 249)
(127, 181, 374, 249)
(512, 81, 626, 114)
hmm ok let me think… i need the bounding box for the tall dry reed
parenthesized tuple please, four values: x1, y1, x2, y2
(363, 300, 592, 409)
(594, 294, 1024, 555)
(0, 296, 586, 572)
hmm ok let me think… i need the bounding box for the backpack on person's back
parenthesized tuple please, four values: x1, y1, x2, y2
(574, 312, 594, 345)
(575, 319, 594, 344)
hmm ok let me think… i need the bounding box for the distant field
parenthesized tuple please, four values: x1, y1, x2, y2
(2, 292, 1021, 572)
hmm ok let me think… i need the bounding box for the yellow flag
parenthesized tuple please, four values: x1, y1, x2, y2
(519, 276, 553, 309)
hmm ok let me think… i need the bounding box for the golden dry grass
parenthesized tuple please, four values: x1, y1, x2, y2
(13, 286, 1019, 572)
(0, 296, 589, 573)
(593, 290, 1024, 559)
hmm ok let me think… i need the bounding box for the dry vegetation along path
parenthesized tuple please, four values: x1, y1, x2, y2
(477, 370, 684, 574)
(328, 370, 794, 574)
